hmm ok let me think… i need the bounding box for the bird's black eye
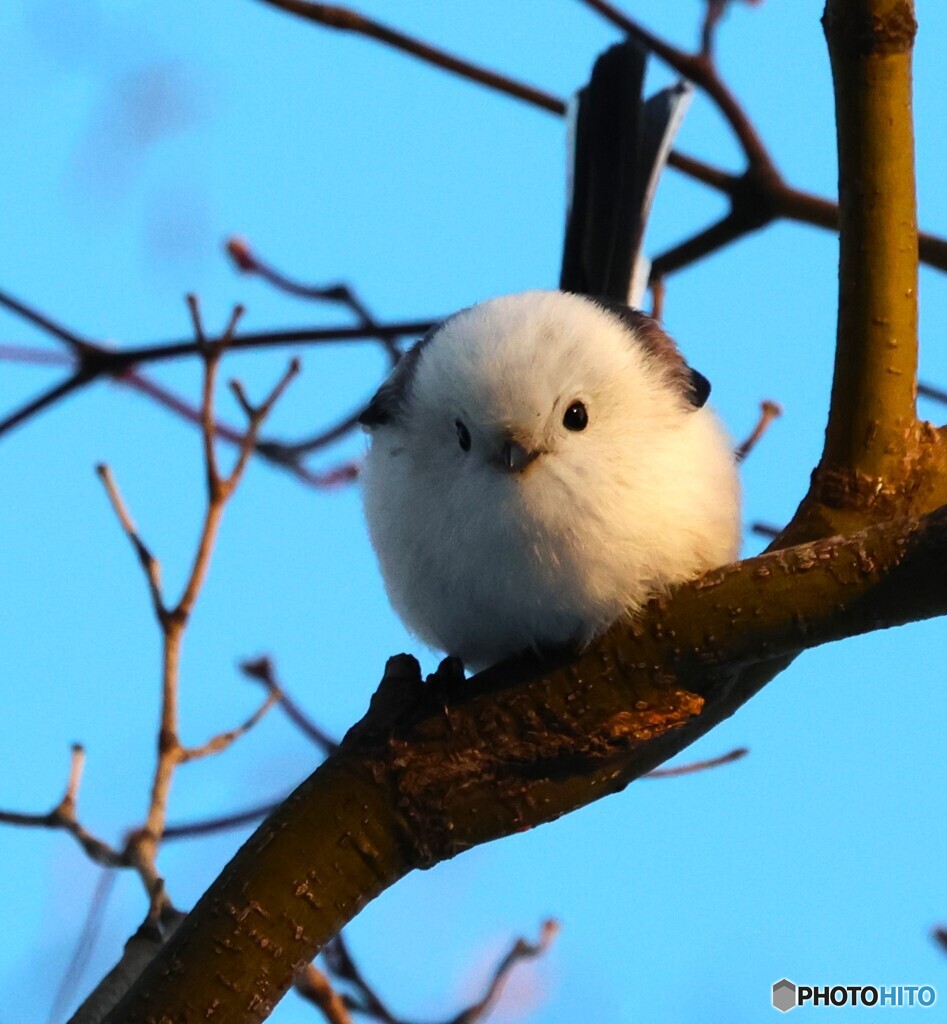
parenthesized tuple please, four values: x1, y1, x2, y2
(455, 419, 471, 452)
(563, 401, 588, 432)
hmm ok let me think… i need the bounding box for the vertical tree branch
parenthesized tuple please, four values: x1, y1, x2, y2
(775, 0, 947, 548)
(820, 0, 919, 479)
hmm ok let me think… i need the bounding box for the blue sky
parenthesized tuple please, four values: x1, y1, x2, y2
(2, 1, 946, 1021)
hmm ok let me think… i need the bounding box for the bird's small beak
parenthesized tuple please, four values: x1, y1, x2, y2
(500, 437, 543, 473)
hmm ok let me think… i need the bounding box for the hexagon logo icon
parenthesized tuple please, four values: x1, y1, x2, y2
(772, 978, 797, 1012)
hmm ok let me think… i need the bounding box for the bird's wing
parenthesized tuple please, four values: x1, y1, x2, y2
(560, 39, 692, 308)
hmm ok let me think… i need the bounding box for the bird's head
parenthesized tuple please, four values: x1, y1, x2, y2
(361, 291, 710, 504)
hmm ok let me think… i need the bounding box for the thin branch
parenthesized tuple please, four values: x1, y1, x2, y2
(644, 746, 748, 778)
(295, 964, 354, 1024)
(0, 282, 433, 442)
(95, 465, 165, 622)
(323, 934, 397, 1023)
(0, 745, 125, 869)
(700, 0, 727, 59)
(179, 689, 280, 763)
(227, 236, 402, 363)
(651, 211, 760, 280)
(95, 300, 301, 919)
(0, 369, 94, 438)
(226, 239, 410, 463)
(252, 0, 565, 115)
(736, 400, 782, 462)
(190, 294, 229, 495)
(313, 921, 558, 1024)
(241, 656, 339, 755)
(0, 343, 71, 366)
(751, 522, 781, 540)
(919, 382, 947, 405)
(164, 798, 282, 840)
(0, 286, 94, 355)
(665, 148, 737, 193)
(116, 366, 351, 490)
(109, 320, 434, 368)
(222, 357, 301, 492)
(444, 920, 558, 1024)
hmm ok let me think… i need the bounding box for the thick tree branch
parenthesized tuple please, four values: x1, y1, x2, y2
(821, 0, 920, 480)
(777, 0, 947, 546)
(104, 506, 947, 1021)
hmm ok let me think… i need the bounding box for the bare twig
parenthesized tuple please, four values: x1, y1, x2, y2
(296, 964, 354, 1024)
(0, 745, 124, 869)
(164, 798, 283, 840)
(95, 465, 165, 622)
(644, 746, 748, 778)
(106, 319, 433, 367)
(736, 400, 782, 462)
(443, 919, 558, 1024)
(0, 285, 433, 443)
(226, 238, 389, 347)
(0, 285, 95, 355)
(324, 933, 398, 1023)
(0, 343, 71, 365)
(241, 656, 339, 755)
(751, 522, 781, 540)
(701, 0, 727, 59)
(315, 921, 558, 1024)
(114, 367, 353, 490)
(918, 382, 947, 406)
(0, 313, 361, 488)
(252, 0, 565, 115)
(95, 298, 300, 917)
(933, 927, 947, 955)
(227, 238, 405, 460)
(649, 277, 666, 321)
(179, 689, 280, 763)
(0, 369, 96, 437)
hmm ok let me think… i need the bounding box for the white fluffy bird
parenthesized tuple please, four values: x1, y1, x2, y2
(360, 291, 740, 669)
(359, 40, 741, 669)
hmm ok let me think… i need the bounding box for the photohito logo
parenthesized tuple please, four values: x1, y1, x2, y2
(772, 979, 937, 1012)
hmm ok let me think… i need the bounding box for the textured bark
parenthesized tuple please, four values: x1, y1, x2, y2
(782, 0, 931, 546)
(104, 507, 947, 1022)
